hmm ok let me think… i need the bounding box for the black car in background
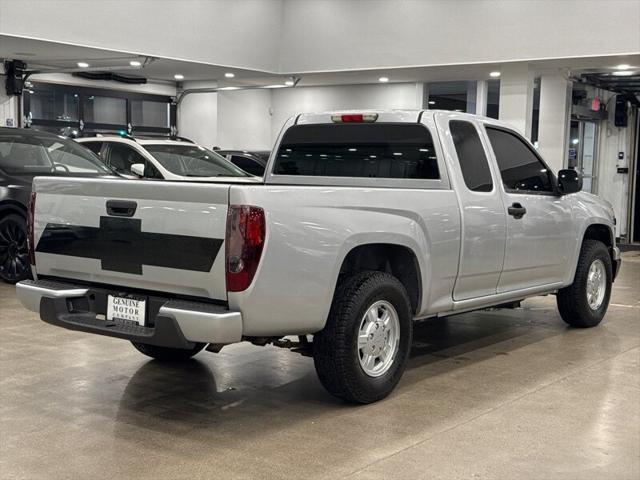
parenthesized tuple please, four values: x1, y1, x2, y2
(216, 150, 270, 176)
(0, 128, 113, 283)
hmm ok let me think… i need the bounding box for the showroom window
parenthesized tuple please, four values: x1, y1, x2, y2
(486, 80, 500, 119)
(450, 120, 493, 192)
(273, 123, 439, 179)
(28, 84, 79, 123)
(486, 126, 553, 193)
(530, 77, 541, 146)
(427, 81, 477, 113)
(23, 83, 176, 137)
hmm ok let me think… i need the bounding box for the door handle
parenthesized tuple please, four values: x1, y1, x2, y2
(507, 202, 526, 219)
(106, 200, 137, 217)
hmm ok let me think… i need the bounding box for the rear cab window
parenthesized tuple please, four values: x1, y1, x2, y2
(273, 123, 440, 180)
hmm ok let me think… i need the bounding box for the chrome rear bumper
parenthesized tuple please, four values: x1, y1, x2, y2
(16, 279, 242, 347)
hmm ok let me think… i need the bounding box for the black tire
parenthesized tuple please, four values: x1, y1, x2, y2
(131, 342, 206, 361)
(313, 271, 413, 404)
(0, 214, 31, 284)
(557, 239, 612, 328)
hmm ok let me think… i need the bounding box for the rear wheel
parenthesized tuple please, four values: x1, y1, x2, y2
(131, 342, 206, 361)
(0, 214, 30, 284)
(313, 271, 413, 404)
(557, 239, 612, 328)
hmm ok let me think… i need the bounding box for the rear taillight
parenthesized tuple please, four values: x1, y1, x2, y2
(27, 192, 36, 265)
(225, 205, 265, 292)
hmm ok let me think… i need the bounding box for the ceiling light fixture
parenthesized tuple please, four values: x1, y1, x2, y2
(129, 60, 142, 67)
(489, 71, 501, 78)
(225, 72, 235, 78)
(77, 62, 89, 68)
(616, 64, 631, 70)
(612, 70, 633, 76)
(378, 77, 389, 83)
(174, 74, 184, 80)
(284, 80, 295, 86)
(428, 100, 436, 105)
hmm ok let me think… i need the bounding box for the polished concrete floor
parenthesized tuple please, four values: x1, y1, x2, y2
(1, 253, 639, 480)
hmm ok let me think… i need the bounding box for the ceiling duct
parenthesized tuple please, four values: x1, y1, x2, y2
(72, 71, 147, 84)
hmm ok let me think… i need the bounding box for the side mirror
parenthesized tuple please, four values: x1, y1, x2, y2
(130, 163, 145, 178)
(557, 168, 582, 195)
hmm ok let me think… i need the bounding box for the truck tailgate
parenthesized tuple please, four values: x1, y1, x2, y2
(32, 177, 229, 300)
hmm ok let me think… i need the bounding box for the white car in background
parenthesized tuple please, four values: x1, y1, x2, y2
(76, 135, 254, 181)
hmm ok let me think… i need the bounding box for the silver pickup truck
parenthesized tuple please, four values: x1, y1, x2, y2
(16, 110, 621, 403)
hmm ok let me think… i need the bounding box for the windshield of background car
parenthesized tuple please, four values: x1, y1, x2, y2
(144, 144, 249, 177)
(0, 131, 112, 175)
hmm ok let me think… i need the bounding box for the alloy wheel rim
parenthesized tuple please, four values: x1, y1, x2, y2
(357, 300, 400, 377)
(0, 220, 28, 281)
(586, 259, 606, 310)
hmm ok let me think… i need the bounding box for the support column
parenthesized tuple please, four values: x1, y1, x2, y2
(537, 71, 572, 172)
(498, 64, 535, 138)
(476, 80, 488, 117)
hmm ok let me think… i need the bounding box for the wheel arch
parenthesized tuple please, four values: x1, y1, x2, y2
(337, 242, 423, 315)
(0, 201, 27, 220)
(582, 223, 618, 278)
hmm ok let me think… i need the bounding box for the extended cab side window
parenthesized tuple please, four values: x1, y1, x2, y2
(273, 123, 439, 180)
(106, 143, 147, 175)
(486, 127, 553, 193)
(450, 120, 493, 192)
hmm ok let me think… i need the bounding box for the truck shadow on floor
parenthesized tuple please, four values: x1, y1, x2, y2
(113, 305, 587, 442)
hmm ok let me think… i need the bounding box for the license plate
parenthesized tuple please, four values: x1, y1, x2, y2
(106, 295, 146, 326)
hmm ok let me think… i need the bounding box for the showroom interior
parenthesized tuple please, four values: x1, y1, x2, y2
(0, 0, 639, 479)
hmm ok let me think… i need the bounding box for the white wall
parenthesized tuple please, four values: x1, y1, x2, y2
(270, 83, 423, 141)
(278, 0, 640, 72)
(217, 89, 272, 150)
(178, 93, 218, 149)
(178, 82, 424, 150)
(595, 91, 634, 238)
(3, 0, 637, 74)
(0, 90, 18, 127)
(0, 0, 283, 72)
(178, 85, 272, 150)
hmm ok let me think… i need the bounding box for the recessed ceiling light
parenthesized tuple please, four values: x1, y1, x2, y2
(378, 77, 389, 83)
(612, 70, 633, 76)
(284, 80, 295, 86)
(129, 60, 142, 67)
(428, 100, 436, 105)
(616, 64, 631, 70)
(489, 71, 501, 78)
(77, 62, 89, 68)
(174, 74, 184, 80)
(224, 72, 235, 78)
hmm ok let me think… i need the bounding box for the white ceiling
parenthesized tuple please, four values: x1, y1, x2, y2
(3, 34, 639, 90)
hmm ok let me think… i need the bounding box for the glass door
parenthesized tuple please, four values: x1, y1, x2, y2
(568, 119, 598, 193)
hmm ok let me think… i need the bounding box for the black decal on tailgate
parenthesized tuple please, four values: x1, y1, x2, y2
(36, 217, 222, 275)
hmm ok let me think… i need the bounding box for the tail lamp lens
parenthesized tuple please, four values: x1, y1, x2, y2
(225, 205, 265, 292)
(27, 192, 36, 265)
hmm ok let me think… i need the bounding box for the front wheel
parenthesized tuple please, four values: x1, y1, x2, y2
(131, 342, 206, 361)
(313, 271, 413, 404)
(557, 239, 612, 328)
